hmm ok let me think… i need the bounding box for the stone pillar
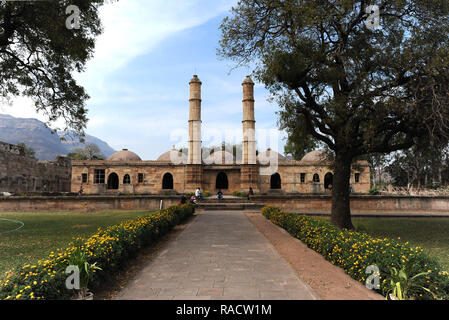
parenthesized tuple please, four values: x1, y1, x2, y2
(241, 76, 259, 193)
(188, 75, 202, 165)
(185, 75, 203, 192)
(242, 76, 256, 165)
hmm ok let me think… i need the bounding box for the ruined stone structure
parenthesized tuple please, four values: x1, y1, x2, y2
(71, 75, 370, 195)
(0, 141, 72, 193)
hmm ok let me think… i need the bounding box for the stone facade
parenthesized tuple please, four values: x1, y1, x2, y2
(0, 141, 72, 193)
(71, 75, 370, 195)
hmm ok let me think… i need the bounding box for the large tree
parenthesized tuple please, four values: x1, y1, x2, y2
(0, 0, 106, 135)
(219, 0, 449, 229)
(67, 143, 105, 160)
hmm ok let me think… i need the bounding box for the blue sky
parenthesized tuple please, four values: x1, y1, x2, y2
(2, 0, 287, 160)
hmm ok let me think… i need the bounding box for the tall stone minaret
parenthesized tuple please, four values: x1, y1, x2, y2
(185, 75, 203, 192)
(188, 75, 202, 164)
(240, 76, 259, 193)
(242, 76, 256, 164)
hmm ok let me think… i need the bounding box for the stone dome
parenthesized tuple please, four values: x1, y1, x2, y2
(203, 150, 235, 165)
(301, 150, 328, 163)
(257, 148, 286, 164)
(108, 149, 142, 161)
(157, 148, 187, 164)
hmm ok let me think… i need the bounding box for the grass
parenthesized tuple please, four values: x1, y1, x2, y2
(314, 216, 449, 271)
(0, 210, 155, 279)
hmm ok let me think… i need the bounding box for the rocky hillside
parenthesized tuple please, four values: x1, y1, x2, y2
(0, 114, 116, 161)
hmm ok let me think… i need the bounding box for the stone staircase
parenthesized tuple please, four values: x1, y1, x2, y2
(196, 197, 265, 211)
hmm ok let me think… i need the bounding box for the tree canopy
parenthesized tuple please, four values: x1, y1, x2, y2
(219, 0, 449, 228)
(16, 142, 36, 160)
(0, 1, 106, 135)
(67, 143, 105, 160)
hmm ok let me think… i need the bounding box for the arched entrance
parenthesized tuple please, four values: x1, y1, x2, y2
(162, 173, 174, 189)
(324, 172, 333, 190)
(107, 173, 119, 190)
(216, 172, 228, 190)
(270, 173, 281, 189)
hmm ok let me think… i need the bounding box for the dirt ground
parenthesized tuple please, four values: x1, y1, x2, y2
(245, 212, 384, 300)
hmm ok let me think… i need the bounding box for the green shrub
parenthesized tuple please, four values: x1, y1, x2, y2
(232, 190, 248, 198)
(262, 206, 449, 300)
(0, 204, 195, 300)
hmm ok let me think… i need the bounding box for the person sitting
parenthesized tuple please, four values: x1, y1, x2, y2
(179, 194, 187, 205)
(189, 195, 197, 205)
(217, 189, 223, 200)
(247, 187, 254, 200)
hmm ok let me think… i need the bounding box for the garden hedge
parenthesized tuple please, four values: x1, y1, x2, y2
(262, 206, 449, 300)
(0, 203, 195, 300)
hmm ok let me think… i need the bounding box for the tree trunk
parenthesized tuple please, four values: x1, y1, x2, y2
(331, 153, 354, 230)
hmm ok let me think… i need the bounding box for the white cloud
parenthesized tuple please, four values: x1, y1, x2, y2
(1, 1, 237, 128)
(78, 0, 236, 81)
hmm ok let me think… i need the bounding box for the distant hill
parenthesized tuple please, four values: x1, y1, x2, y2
(58, 131, 116, 159)
(0, 114, 116, 161)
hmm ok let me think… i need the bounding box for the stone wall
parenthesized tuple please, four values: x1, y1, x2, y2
(251, 194, 449, 214)
(0, 141, 72, 193)
(1, 194, 449, 214)
(0, 195, 180, 211)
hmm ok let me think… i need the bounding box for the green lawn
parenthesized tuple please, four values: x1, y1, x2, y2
(0, 210, 155, 279)
(338, 217, 449, 271)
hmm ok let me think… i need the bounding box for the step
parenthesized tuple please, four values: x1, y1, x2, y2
(197, 202, 265, 211)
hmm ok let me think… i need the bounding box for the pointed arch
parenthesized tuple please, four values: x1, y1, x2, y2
(107, 173, 119, 190)
(162, 173, 174, 189)
(270, 173, 281, 189)
(123, 174, 131, 184)
(216, 172, 229, 190)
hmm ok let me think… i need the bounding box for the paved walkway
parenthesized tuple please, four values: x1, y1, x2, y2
(114, 210, 319, 300)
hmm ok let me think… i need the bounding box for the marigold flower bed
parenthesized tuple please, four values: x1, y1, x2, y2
(0, 203, 195, 300)
(262, 206, 449, 300)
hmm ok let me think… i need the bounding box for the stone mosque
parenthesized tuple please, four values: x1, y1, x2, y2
(71, 75, 370, 195)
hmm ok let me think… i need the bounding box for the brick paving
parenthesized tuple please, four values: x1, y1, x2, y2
(114, 210, 319, 300)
